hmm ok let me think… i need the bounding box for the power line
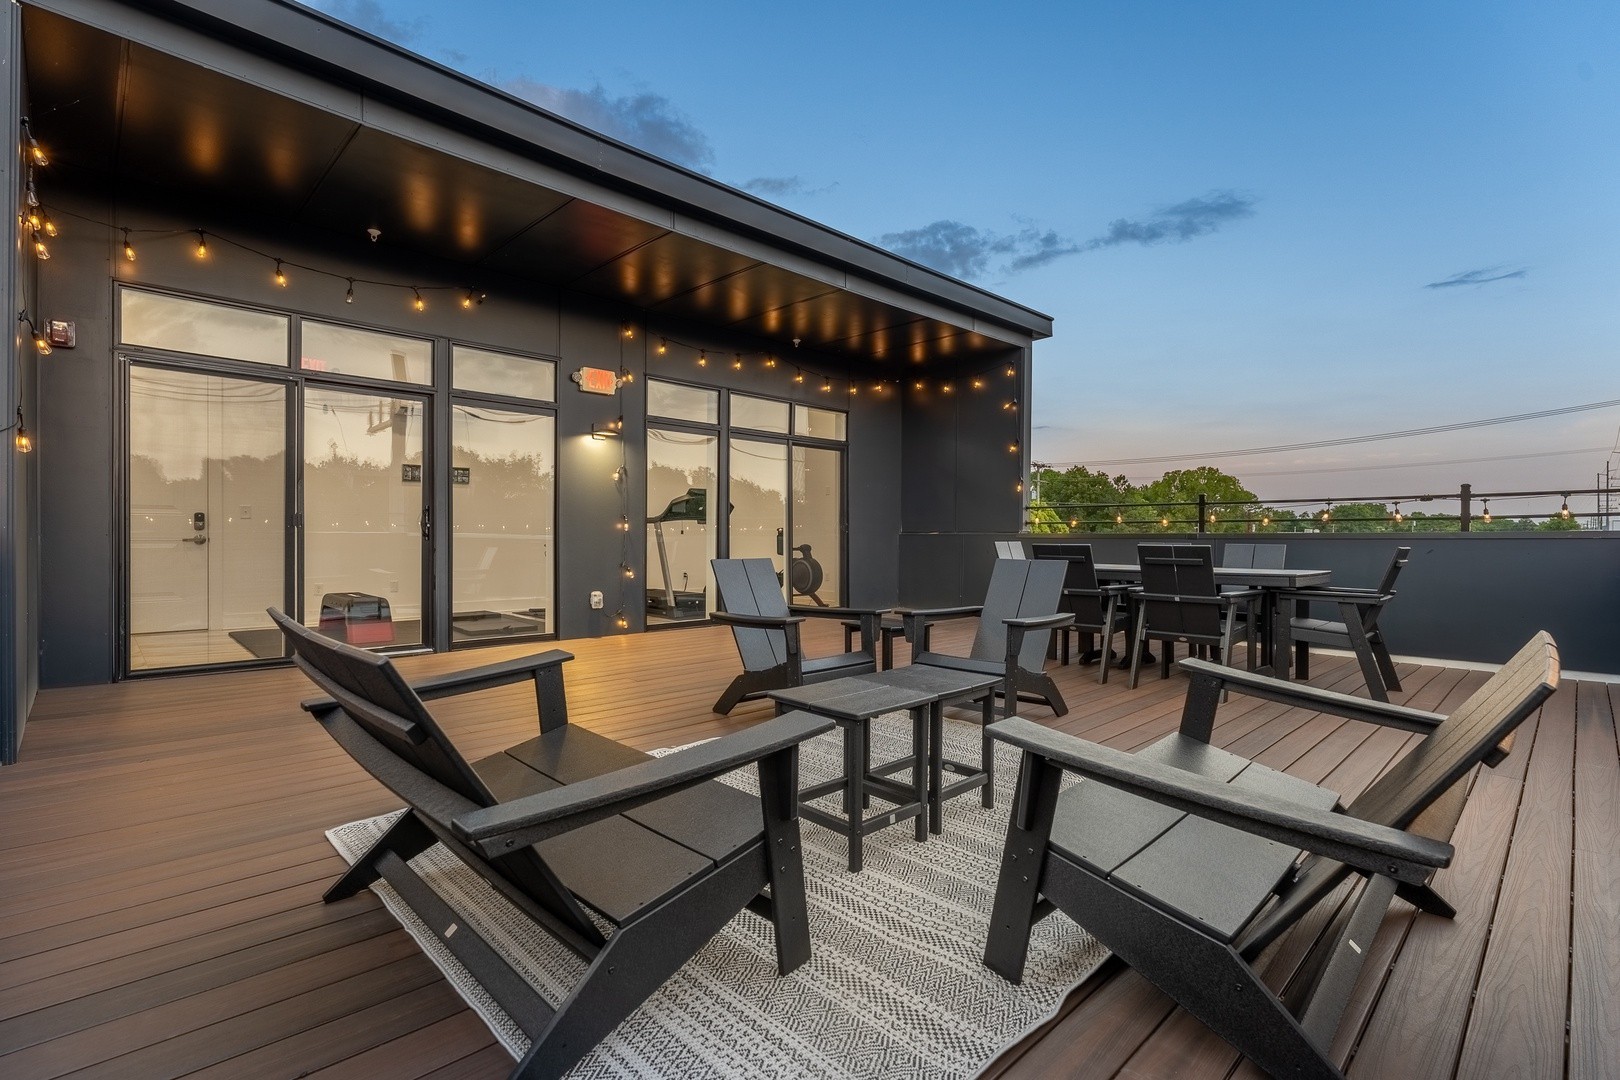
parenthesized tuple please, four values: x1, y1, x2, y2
(1048, 397, 1620, 469)
(1229, 445, 1610, 480)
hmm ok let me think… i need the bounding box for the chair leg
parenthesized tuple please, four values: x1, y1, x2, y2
(324, 810, 437, 902)
(1370, 634, 1403, 692)
(1296, 640, 1311, 680)
(757, 748, 813, 973)
(983, 753, 1064, 984)
(1343, 616, 1390, 702)
(712, 672, 750, 715)
(1128, 614, 1148, 689)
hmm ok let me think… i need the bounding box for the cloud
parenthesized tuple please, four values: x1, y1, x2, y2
(318, 1, 425, 44)
(1081, 191, 1256, 250)
(1424, 266, 1529, 289)
(873, 221, 1081, 280)
(503, 78, 715, 173)
(740, 176, 838, 199)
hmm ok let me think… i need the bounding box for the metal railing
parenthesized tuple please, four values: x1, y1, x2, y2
(1025, 484, 1614, 534)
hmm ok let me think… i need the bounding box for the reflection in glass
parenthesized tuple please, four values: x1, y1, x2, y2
(793, 403, 847, 442)
(792, 445, 843, 606)
(453, 346, 556, 401)
(451, 404, 555, 641)
(302, 386, 426, 647)
(728, 438, 789, 593)
(120, 288, 289, 366)
(302, 322, 431, 384)
(646, 427, 718, 624)
(127, 366, 286, 669)
(647, 379, 719, 424)
(730, 394, 790, 433)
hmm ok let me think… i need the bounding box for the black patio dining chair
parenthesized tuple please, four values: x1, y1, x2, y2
(1029, 543, 1134, 683)
(1282, 547, 1410, 701)
(709, 558, 887, 714)
(1128, 543, 1260, 688)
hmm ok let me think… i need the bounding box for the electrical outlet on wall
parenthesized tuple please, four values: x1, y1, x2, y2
(589, 590, 604, 609)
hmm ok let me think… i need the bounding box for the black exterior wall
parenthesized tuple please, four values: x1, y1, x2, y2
(32, 189, 911, 688)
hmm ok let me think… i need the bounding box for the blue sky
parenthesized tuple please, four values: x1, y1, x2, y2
(310, 1, 1619, 514)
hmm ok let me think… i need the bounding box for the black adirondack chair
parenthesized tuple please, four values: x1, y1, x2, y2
(1222, 542, 1287, 570)
(268, 609, 832, 1080)
(1284, 546, 1410, 702)
(983, 631, 1559, 1080)
(1030, 543, 1133, 682)
(900, 558, 1074, 718)
(1128, 544, 1261, 688)
(709, 558, 887, 714)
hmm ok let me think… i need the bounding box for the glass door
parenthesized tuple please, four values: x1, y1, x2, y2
(127, 364, 289, 670)
(728, 437, 790, 592)
(645, 427, 718, 624)
(790, 445, 843, 607)
(301, 385, 429, 648)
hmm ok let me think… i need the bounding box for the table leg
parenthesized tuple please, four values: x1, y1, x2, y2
(863, 720, 873, 808)
(1273, 597, 1297, 682)
(981, 691, 996, 809)
(881, 629, 894, 671)
(848, 719, 867, 872)
(929, 702, 945, 835)
(911, 706, 928, 842)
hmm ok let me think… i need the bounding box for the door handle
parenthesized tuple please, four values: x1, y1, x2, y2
(179, 535, 208, 545)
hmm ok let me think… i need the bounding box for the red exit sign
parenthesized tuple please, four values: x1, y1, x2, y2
(572, 366, 619, 395)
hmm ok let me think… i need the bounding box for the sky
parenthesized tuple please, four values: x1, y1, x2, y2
(307, 1, 1620, 519)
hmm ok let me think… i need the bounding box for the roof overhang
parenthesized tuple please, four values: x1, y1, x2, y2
(21, 0, 1052, 365)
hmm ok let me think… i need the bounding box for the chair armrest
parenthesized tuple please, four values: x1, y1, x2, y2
(788, 604, 892, 620)
(710, 610, 807, 629)
(1218, 588, 1264, 601)
(1279, 587, 1392, 604)
(895, 605, 984, 620)
(987, 717, 1452, 882)
(1004, 613, 1076, 630)
(1178, 658, 1445, 732)
(409, 649, 574, 701)
(452, 710, 836, 856)
(300, 649, 574, 713)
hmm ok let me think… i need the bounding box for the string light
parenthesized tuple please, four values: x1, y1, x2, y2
(621, 322, 634, 339)
(1559, 495, 1571, 519)
(274, 260, 287, 287)
(1261, 514, 1271, 526)
(972, 378, 985, 390)
(941, 381, 953, 393)
(23, 205, 40, 231)
(617, 515, 630, 532)
(1014, 479, 1024, 493)
(764, 356, 777, 368)
(20, 316, 51, 356)
(657, 338, 668, 355)
(615, 611, 630, 630)
(26, 129, 47, 167)
(194, 230, 208, 258)
(344, 279, 355, 304)
(1160, 515, 1170, 527)
(1003, 398, 1018, 411)
(1070, 518, 1079, 528)
(1392, 502, 1403, 523)
(793, 372, 804, 384)
(913, 380, 924, 391)
(31, 233, 48, 260)
(697, 350, 708, 368)
(1005, 364, 1016, 378)
(1321, 502, 1332, 522)
(821, 378, 832, 393)
(619, 367, 634, 384)
(1208, 512, 1218, 524)
(1481, 499, 1491, 524)
(1008, 440, 1019, 454)
(1115, 512, 1124, 524)
(733, 353, 743, 371)
(411, 288, 425, 312)
(122, 228, 136, 262)
(41, 214, 57, 238)
(621, 563, 636, 579)
(13, 407, 31, 454)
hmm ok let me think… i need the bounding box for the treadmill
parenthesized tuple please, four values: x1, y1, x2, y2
(646, 487, 709, 619)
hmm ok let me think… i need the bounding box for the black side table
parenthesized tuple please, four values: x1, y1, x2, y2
(858, 666, 1001, 834)
(768, 678, 937, 872)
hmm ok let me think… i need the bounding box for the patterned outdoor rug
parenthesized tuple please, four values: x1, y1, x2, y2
(326, 715, 1109, 1079)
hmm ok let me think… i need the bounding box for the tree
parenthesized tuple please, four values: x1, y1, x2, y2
(1322, 502, 1392, 533)
(1033, 466, 1135, 531)
(1137, 467, 1259, 533)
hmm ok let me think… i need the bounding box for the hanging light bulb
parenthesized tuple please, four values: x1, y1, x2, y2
(41, 214, 57, 238)
(619, 367, 634, 384)
(913, 380, 924, 391)
(23, 206, 41, 231)
(622, 563, 636, 580)
(1160, 515, 1170, 527)
(1559, 495, 1571, 519)
(13, 408, 31, 454)
(972, 378, 985, 390)
(122, 229, 136, 262)
(24, 179, 38, 209)
(821, 378, 832, 393)
(32, 325, 51, 355)
(1069, 518, 1079, 528)
(274, 260, 287, 287)
(848, 383, 858, 396)
(941, 381, 954, 393)
(733, 354, 743, 371)
(764, 356, 777, 368)
(1481, 499, 1492, 524)
(793, 371, 804, 384)
(873, 382, 884, 393)
(615, 611, 629, 629)
(697, 349, 708, 367)
(1392, 502, 1403, 523)
(27, 132, 47, 167)
(1209, 512, 1218, 524)
(1008, 440, 1019, 454)
(657, 338, 668, 356)
(1003, 398, 1017, 411)
(1321, 503, 1332, 522)
(194, 230, 208, 258)
(32, 232, 49, 260)
(1015, 479, 1024, 493)
(412, 288, 425, 312)
(617, 515, 630, 532)
(1261, 514, 1271, 527)
(1115, 512, 1124, 524)
(344, 279, 355, 304)
(1005, 364, 1016, 377)
(621, 322, 634, 339)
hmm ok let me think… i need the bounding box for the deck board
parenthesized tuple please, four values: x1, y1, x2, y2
(0, 620, 1606, 1079)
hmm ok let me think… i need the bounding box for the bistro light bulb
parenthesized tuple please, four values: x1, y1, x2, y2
(793, 372, 804, 384)
(1015, 479, 1024, 493)
(344, 279, 355, 304)
(1393, 503, 1403, 523)
(462, 292, 474, 310)
(1005, 364, 1016, 377)
(412, 289, 425, 312)
(733, 354, 743, 370)
(697, 350, 708, 367)
(33, 330, 51, 355)
(1115, 512, 1124, 524)
(622, 322, 634, 339)
(1560, 496, 1571, 519)
(122, 229, 136, 261)
(1481, 500, 1492, 524)
(942, 382, 954, 393)
(1261, 514, 1271, 526)
(274, 260, 287, 287)
(657, 338, 668, 355)
(1160, 516, 1170, 527)
(615, 612, 629, 629)
(41, 215, 57, 238)
(972, 378, 985, 390)
(14, 409, 31, 454)
(32, 234, 49, 260)
(821, 379, 832, 393)
(195, 230, 208, 258)
(764, 356, 777, 368)
(24, 207, 40, 230)
(28, 137, 47, 166)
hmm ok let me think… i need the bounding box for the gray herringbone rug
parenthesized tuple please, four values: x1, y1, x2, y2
(326, 715, 1108, 1079)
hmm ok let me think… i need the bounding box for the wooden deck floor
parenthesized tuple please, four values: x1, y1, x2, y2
(1, 621, 1614, 1078)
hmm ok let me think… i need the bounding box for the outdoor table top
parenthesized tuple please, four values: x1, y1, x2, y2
(859, 664, 1002, 700)
(768, 665, 1000, 721)
(1094, 564, 1332, 589)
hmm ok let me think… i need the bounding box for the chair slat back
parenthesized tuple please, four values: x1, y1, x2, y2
(1252, 544, 1287, 569)
(1375, 547, 1411, 596)
(1137, 544, 1222, 637)
(1031, 543, 1108, 626)
(971, 558, 1066, 668)
(270, 609, 497, 808)
(712, 558, 791, 670)
(1347, 632, 1558, 829)
(1223, 543, 1255, 569)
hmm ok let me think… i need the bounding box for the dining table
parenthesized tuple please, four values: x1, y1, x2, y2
(1091, 563, 1332, 678)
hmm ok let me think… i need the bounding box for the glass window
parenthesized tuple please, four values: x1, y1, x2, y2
(119, 288, 289, 366)
(451, 405, 555, 641)
(730, 394, 790, 433)
(646, 428, 719, 624)
(647, 379, 719, 424)
(301, 322, 431, 384)
(794, 404, 847, 442)
(453, 345, 556, 401)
